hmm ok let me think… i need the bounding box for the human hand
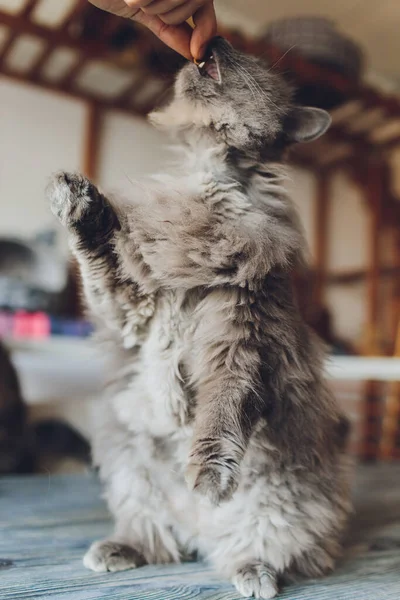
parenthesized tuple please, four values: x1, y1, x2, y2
(88, 0, 217, 60)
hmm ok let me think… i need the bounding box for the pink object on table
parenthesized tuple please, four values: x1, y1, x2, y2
(12, 311, 51, 339)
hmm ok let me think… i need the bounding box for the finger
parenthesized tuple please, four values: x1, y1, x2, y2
(142, 0, 187, 16)
(124, 0, 156, 8)
(88, 0, 140, 18)
(190, 1, 217, 60)
(158, 0, 202, 26)
(132, 11, 192, 58)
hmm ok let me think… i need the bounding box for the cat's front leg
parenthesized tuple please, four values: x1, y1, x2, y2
(185, 291, 264, 504)
(47, 172, 154, 343)
(186, 372, 262, 505)
(48, 172, 118, 244)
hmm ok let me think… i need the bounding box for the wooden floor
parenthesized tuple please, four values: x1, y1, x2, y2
(1, 465, 400, 600)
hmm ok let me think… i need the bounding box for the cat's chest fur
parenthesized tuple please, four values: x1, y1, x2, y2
(111, 288, 197, 439)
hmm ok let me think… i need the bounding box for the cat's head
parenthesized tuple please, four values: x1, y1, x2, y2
(151, 37, 330, 156)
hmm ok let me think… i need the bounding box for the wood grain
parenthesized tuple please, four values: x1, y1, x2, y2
(0, 467, 400, 599)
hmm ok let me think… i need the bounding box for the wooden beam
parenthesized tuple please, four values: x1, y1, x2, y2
(327, 265, 400, 285)
(21, 0, 39, 18)
(366, 162, 384, 352)
(0, 9, 107, 58)
(377, 134, 400, 153)
(360, 161, 385, 461)
(29, 1, 86, 81)
(314, 171, 330, 307)
(58, 52, 87, 91)
(0, 31, 18, 70)
(0, 68, 145, 118)
(82, 102, 102, 180)
(0, 0, 38, 70)
(379, 320, 400, 459)
(390, 229, 400, 347)
(29, 41, 54, 80)
(60, 0, 86, 32)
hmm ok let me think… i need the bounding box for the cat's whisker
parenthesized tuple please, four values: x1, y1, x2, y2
(228, 57, 277, 109)
(231, 61, 263, 104)
(238, 64, 281, 111)
(267, 45, 297, 73)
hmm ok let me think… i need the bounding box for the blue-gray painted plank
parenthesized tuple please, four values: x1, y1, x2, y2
(0, 466, 400, 600)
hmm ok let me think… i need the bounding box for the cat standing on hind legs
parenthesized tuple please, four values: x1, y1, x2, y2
(48, 37, 351, 599)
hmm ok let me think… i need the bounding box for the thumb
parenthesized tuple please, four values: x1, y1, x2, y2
(190, 2, 217, 60)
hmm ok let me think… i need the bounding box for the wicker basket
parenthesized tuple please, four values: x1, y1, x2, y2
(264, 17, 364, 81)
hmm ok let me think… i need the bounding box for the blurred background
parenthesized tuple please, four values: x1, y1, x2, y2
(1, 0, 400, 474)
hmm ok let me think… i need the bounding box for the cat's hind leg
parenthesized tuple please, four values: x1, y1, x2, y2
(83, 401, 184, 573)
(83, 518, 180, 573)
(232, 563, 278, 600)
(83, 540, 145, 573)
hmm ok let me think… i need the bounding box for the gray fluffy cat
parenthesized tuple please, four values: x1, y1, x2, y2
(48, 38, 351, 599)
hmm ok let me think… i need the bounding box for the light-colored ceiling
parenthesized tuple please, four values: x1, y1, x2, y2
(216, 0, 400, 90)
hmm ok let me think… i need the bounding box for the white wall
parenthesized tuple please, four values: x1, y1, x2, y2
(0, 79, 85, 245)
(327, 172, 369, 272)
(287, 167, 370, 344)
(325, 173, 370, 342)
(0, 77, 169, 251)
(98, 111, 168, 196)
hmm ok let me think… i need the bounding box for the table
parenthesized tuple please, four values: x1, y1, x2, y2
(1, 465, 400, 599)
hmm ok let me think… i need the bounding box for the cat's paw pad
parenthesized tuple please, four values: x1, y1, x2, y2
(47, 172, 94, 225)
(232, 563, 278, 599)
(185, 440, 241, 504)
(83, 540, 145, 573)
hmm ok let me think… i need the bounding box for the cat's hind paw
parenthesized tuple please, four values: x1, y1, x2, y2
(232, 563, 278, 599)
(83, 540, 145, 573)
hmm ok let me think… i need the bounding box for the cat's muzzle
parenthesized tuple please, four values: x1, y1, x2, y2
(194, 51, 221, 83)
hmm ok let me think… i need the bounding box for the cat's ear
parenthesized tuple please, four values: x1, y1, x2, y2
(286, 107, 331, 144)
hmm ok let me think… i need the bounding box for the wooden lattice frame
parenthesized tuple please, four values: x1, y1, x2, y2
(1, 1, 400, 169)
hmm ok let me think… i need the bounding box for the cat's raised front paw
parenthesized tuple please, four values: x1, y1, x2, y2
(232, 562, 278, 599)
(83, 540, 145, 573)
(185, 438, 241, 504)
(47, 171, 94, 226)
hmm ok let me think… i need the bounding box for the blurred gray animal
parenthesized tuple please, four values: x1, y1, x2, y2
(48, 37, 350, 599)
(0, 233, 67, 311)
(0, 340, 90, 474)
